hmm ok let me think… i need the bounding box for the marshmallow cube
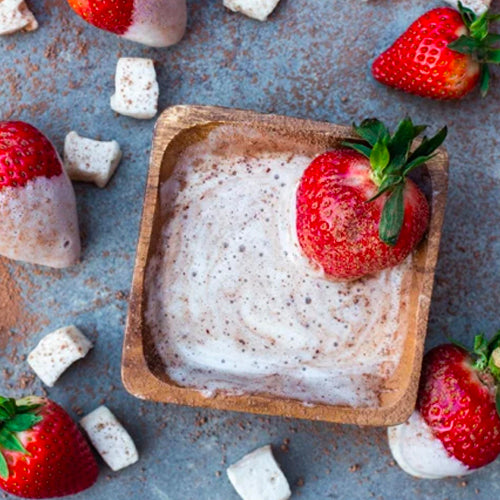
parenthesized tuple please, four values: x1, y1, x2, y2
(227, 445, 291, 500)
(64, 131, 122, 188)
(80, 406, 139, 472)
(0, 0, 38, 36)
(28, 325, 92, 387)
(444, 0, 490, 14)
(110, 58, 159, 120)
(223, 0, 281, 21)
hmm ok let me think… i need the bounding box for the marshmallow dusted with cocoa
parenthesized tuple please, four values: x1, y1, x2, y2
(80, 406, 139, 471)
(110, 58, 159, 119)
(227, 445, 291, 500)
(64, 132, 122, 188)
(223, 0, 281, 21)
(0, 0, 38, 36)
(28, 326, 93, 387)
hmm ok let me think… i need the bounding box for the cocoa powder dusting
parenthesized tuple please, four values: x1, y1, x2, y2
(0, 258, 41, 354)
(0, 259, 24, 350)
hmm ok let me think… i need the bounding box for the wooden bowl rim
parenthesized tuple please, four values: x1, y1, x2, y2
(121, 104, 449, 426)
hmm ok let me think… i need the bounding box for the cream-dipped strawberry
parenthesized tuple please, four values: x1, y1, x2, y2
(296, 117, 446, 281)
(0, 121, 80, 268)
(389, 333, 500, 478)
(66, 0, 187, 48)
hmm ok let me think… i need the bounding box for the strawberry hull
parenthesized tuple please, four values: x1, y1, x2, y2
(0, 172, 81, 268)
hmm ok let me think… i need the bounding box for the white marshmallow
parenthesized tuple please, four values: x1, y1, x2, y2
(444, 0, 491, 14)
(223, 0, 281, 21)
(388, 411, 471, 479)
(0, 0, 38, 36)
(110, 58, 159, 120)
(64, 131, 122, 188)
(27, 326, 92, 387)
(80, 406, 139, 471)
(227, 445, 291, 500)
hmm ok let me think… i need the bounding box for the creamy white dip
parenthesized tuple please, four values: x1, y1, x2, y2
(145, 126, 411, 407)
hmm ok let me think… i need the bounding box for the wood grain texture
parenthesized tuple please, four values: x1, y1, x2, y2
(121, 105, 448, 426)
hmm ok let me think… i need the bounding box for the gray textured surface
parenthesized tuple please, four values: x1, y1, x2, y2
(0, 0, 499, 499)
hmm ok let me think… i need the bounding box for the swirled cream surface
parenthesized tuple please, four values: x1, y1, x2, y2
(145, 126, 412, 407)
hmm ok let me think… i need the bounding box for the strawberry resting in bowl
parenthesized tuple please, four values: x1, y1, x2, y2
(296, 117, 447, 281)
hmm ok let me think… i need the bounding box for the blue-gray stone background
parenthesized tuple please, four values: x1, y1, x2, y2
(0, 0, 499, 498)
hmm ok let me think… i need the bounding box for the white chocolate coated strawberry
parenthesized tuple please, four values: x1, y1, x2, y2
(388, 411, 471, 479)
(67, 0, 187, 48)
(0, 121, 81, 268)
(124, 0, 187, 47)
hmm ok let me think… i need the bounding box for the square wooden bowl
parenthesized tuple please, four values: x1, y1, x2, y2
(122, 105, 448, 425)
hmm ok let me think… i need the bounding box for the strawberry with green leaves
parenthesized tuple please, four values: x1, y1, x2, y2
(0, 396, 98, 498)
(372, 3, 500, 99)
(389, 333, 500, 478)
(295, 117, 446, 281)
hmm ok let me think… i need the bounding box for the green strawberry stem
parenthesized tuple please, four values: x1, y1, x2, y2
(0, 397, 43, 479)
(493, 346, 500, 416)
(469, 332, 500, 418)
(448, 2, 500, 96)
(342, 117, 447, 246)
(472, 331, 500, 378)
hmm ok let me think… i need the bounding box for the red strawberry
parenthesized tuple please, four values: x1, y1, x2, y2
(0, 122, 62, 189)
(66, 0, 187, 47)
(372, 4, 500, 99)
(67, 0, 134, 35)
(0, 121, 81, 268)
(388, 333, 500, 478)
(0, 396, 99, 498)
(296, 117, 446, 281)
